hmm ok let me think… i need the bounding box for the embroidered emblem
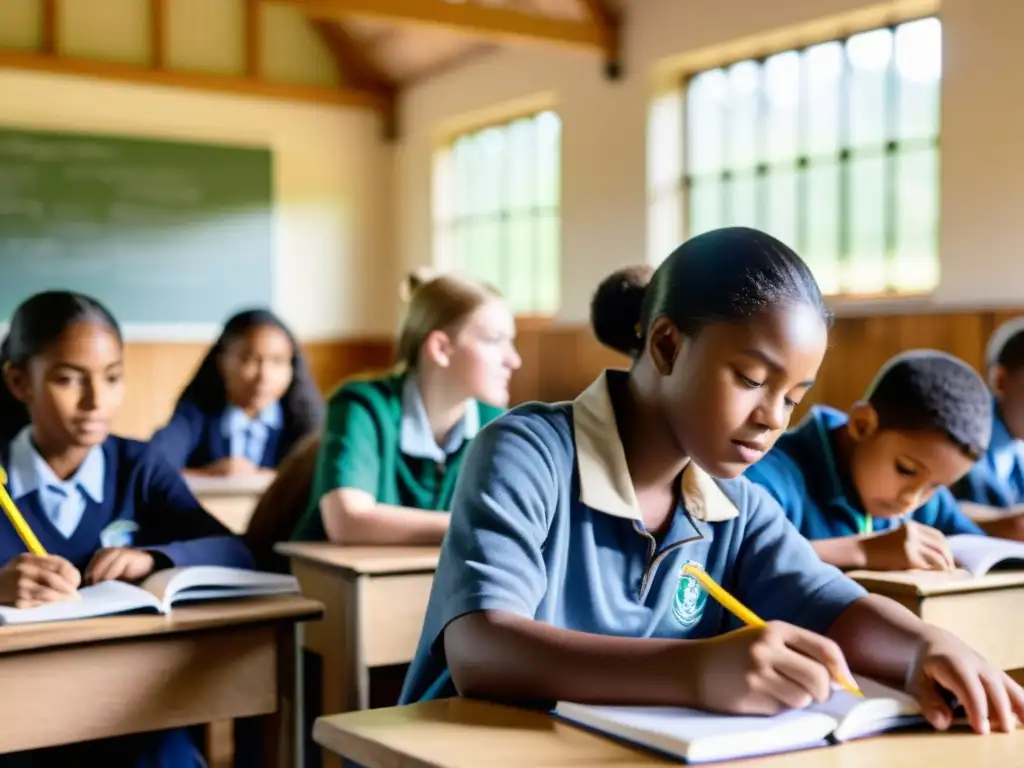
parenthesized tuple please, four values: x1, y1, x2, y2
(99, 519, 139, 549)
(672, 563, 708, 629)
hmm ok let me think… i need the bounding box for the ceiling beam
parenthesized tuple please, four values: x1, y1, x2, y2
(310, 20, 399, 138)
(577, 0, 620, 72)
(0, 49, 390, 110)
(280, 0, 607, 53)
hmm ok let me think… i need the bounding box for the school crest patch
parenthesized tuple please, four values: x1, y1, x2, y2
(99, 519, 139, 549)
(672, 566, 708, 629)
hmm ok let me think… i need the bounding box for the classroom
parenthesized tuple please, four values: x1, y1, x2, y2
(2, 0, 1024, 766)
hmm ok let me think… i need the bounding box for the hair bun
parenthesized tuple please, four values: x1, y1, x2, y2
(590, 264, 654, 357)
(399, 267, 440, 303)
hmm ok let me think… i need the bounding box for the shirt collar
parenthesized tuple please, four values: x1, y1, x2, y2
(571, 370, 739, 523)
(221, 401, 283, 438)
(6, 426, 105, 503)
(400, 375, 480, 461)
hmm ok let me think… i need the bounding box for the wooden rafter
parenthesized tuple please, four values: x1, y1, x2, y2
(150, 0, 166, 68)
(576, 0, 619, 65)
(245, 0, 264, 78)
(280, 0, 610, 55)
(0, 49, 390, 110)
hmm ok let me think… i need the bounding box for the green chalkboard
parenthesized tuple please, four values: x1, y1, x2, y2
(0, 127, 273, 325)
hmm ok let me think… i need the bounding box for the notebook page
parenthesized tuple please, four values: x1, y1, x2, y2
(812, 678, 923, 742)
(554, 703, 835, 763)
(0, 580, 159, 625)
(948, 535, 1024, 577)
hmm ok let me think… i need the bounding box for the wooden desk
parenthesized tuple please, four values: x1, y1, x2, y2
(313, 695, 1024, 768)
(850, 569, 1024, 669)
(0, 594, 321, 767)
(187, 474, 274, 534)
(274, 543, 439, 768)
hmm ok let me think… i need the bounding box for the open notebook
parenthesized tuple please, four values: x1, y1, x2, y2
(949, 534, 1024, 577)
(554, 677, 930, 764)
(0, 566, 299, 626)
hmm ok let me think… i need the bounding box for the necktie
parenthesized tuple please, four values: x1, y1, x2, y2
(45, 483, 82, 538)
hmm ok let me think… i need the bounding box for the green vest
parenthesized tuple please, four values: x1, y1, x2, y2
(291, 372, 504, 541)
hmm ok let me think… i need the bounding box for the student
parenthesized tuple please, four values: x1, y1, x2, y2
(0, 290, 253, 766)
(950, 318, 1024, 528)
(399, 228, 1024, 736)
(151, 309, 324, 477)
(590, 264, 653, 359)
(746, 350, 1024, 571)
(290, 271, 521, 545)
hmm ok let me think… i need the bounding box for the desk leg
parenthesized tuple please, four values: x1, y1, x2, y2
(233, 623, 299, 768)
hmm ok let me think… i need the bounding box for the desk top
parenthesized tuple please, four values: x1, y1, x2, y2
(185, 473, 274, 496)
(850, 568, 1024, 597)
(0, 594, 322, 655)
(275, 542, 440, 576)
(313, 696, 1024, 768)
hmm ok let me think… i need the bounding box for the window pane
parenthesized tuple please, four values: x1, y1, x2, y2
(804, 42, 843, 157)
(506, 213, 534, 312)
(536, 110, 561, 208)
(473, 216, 503, 288)
(477, 127, 506, 215)
(727, 172, 757, 228)
(893, 145, 939, 291)
(452, 136, 478, 218)
(804, 160, 840, 293)
(507, 118, 535, 212)
(649, 191, 681, 263)
(432, 149, 455, 224)
(726, 60, 761, 171)
(765, 168, 798, 249)
(535, 211, 560, 315)
(896, 18, 941, 141)
(454, 221, 473, 273)
(688, 179, 723, 236)
(686, 69, 727, 174)
(434, 224, 454, 268)
(844, 154, 886, 293)
(764, 51, 800, 163)
(847, 28, 894, 149)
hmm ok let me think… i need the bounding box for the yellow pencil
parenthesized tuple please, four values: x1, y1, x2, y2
(0, 465, 48, 556)
(681, 561, 863, 698)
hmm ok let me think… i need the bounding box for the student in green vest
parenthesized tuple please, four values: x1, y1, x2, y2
(291, 270, 521, 544)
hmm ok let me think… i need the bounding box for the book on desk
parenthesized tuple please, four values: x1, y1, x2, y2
(554, 676, 952, 764)
(0, 566, 299, 626)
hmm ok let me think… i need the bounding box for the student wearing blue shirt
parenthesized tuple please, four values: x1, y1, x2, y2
(746, 351, 1024, 572)
(950, 318, 1024, 534)
(151, 309, 324, 477)
(0, 291, 253, 766)
(400, 228, 1024, 736)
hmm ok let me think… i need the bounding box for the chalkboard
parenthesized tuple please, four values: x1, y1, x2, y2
(0, 127, 273, 325)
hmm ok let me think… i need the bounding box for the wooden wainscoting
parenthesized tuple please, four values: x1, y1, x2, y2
(115, 338, 394, 439)
(113, 308, 1024, 439)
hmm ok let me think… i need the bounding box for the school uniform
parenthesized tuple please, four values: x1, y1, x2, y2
(399, 371, 867, 705)
(150, 399, 286, 471)
(291, 372, 504, 541)
(745, 405, 985, 539)
(0, 427, 254, 768)
(950, 403, 1024, 509)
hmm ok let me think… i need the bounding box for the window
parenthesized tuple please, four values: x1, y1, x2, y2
(433, 110, 561, 315)
(650, 17, 942, 295)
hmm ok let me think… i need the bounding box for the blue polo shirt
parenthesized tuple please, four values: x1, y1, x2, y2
(950, 404, 1024, 509)
(399, 371, 867, 705)
(745, 406, 985, 539)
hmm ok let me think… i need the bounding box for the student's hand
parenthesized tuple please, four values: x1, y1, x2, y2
(860, 522, 956, 571)
(0, 553, 81, 608)
(204, 456, 261, 477)
(85, 548, 157, 585)
(906, 627, 1024, 734)
(693, 621, 856, 715)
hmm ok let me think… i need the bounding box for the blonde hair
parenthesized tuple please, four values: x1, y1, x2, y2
(395, 268, 501, 370)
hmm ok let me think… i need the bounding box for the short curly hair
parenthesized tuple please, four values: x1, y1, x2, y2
(865, 350, 993, 460)
(590, 264, 654, 357)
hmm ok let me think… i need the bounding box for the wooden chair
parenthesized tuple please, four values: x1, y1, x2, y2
(244, 431, 322, 573)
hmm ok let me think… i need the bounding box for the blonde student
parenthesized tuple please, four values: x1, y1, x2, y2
(0, 291, 252, 766)
(291, 271, 521, 545)
(400, 228, 1024, 736)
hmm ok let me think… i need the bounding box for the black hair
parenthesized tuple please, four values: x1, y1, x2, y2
(590, 264, 654, 357)
(865, 350, 993, 460)
(175, 309, 325, 456)
(595, 227, 832, 358)
(0, 291, 122, 441)
(987, 318, 1024, 373)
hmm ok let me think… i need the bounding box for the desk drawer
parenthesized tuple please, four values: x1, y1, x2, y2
(361, 572, 434, 667)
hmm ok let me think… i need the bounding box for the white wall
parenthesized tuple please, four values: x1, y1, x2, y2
(397, 0, 1024, 322)
(0, 0, 393, 340)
